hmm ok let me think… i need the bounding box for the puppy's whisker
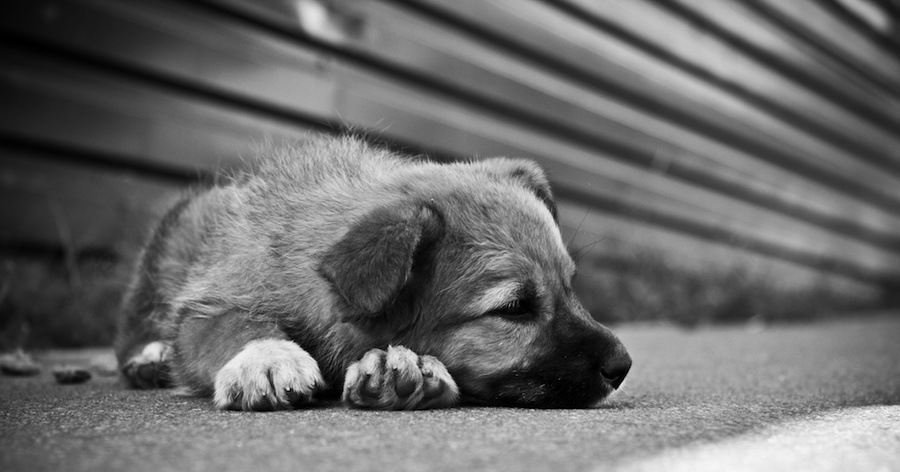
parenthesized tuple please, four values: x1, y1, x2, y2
(570, 236, 606, 265)
(565, 210, 590, 250)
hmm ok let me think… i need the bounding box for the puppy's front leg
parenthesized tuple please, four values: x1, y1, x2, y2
(343, 346, 459, 410)
(177, 311, 324, 411)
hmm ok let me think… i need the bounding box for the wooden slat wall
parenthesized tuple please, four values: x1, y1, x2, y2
(2, 0, 899, 301)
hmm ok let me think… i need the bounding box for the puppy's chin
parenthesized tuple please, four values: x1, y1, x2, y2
(589, 385, 623, 408)
(459, 375, 616, 409)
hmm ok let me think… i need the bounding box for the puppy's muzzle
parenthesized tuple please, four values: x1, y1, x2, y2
(474, 301, 632, 408)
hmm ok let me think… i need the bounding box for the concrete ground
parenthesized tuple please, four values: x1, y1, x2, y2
(2, 314, 898, 472)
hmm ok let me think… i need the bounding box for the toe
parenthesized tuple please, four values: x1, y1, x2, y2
(418, 355, 460, 408)
(386, 346, 421, 399)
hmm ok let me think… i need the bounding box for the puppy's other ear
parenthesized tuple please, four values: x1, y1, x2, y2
(480, 158, 558, 223)
(320, 201, 443, 316)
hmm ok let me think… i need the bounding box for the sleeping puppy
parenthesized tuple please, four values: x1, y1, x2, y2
(114, 135, 631, 410)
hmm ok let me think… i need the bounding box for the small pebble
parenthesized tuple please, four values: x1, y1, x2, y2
(0, 350, 41, 376)
(52, 366, 92, 384)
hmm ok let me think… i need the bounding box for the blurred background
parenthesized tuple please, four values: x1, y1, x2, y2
(2, 0, 899, 349)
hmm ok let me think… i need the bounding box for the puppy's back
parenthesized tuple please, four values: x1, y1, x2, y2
(130, 137, 414, 325)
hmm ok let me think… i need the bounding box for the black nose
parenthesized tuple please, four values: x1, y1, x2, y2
(600, 349, 632, 389)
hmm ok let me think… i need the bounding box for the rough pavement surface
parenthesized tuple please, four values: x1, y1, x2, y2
(2, 314, 898, 472)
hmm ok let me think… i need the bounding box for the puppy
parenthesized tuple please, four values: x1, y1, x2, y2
(114, 135, 631, 410)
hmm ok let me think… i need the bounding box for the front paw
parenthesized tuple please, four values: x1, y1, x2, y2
(343, 346, 459, 410)
(214, 339, 324, 411)
(121, 341, 174, 389)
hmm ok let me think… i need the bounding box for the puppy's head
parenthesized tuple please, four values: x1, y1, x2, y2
(320, 158, 631, 408)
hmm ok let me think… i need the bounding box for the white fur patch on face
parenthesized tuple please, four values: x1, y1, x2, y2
(589, 376, 626, 408)
(467, 280, 523, 316)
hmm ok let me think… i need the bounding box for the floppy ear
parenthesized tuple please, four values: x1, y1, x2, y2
(319, 201, 443, 316)
(480, 158, 558, 223)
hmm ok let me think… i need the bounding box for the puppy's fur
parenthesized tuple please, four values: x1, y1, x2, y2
(115, 135, 631, 410)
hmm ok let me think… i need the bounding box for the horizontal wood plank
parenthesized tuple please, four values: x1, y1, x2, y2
(754, 0, 900, 87)
(563, 0, 900, 168)
(0, 147, 183, 253)
(0, 45, 315, 175)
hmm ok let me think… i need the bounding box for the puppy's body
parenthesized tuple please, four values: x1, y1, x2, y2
(115, 135, 631, 410)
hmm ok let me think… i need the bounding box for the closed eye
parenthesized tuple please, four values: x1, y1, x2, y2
(486, 298, 536, 320)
